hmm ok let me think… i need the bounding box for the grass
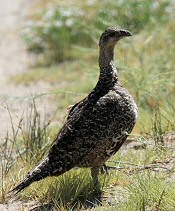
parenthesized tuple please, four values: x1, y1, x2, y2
(1, 0, 175, 210)
(2, 117, 175, 210)
(101, 171, 175, 211)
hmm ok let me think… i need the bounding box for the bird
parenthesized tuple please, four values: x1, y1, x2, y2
(9, 27, 138, 195)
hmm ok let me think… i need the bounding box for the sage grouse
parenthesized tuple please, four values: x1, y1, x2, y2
(10, 27, 138, 194)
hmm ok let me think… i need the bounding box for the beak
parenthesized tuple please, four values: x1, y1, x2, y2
(125, 31, 132, 36)
(120, 30, 132, 37)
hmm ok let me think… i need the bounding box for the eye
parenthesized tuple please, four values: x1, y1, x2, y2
(110, 32, 116, 37)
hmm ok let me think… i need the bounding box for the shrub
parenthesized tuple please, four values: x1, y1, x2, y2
(22, 0, 171, 63)
(22, 5, 89, 63)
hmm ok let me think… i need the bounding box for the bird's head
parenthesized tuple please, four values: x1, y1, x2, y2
(99, 27, 132, 49)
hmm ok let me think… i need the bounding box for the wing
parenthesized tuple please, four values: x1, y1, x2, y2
(49, 91, 119, 158)
(48, 87, 135, 169)
(66, 98, 86, 120)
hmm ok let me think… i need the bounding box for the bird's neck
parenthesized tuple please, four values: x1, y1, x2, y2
(98, 46, 119, 87)
(85, 46, 120, 107)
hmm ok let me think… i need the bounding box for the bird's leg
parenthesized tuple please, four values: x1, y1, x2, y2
(91, 166, 100, 190)
(100, 163, 109, 175)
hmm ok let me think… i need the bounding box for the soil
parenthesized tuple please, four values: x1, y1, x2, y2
(0, 0, 57, 140)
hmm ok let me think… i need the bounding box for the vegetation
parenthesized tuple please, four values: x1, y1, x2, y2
(1, 0, 175, 210)
(22, 0, 171, 63)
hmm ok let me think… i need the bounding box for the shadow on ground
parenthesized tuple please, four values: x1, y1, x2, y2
(30, 190, 103, 211)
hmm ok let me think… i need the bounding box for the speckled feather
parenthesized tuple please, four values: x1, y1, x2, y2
(10, 27, 138, 195)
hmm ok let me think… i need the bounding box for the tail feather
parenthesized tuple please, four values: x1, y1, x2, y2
(9, 157, 52, 195)
(9, 154, 74, 196)
(9, 177, 32, 196)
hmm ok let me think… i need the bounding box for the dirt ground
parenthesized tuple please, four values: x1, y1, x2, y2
(0, 0, 57, 139)
(0, 0, 56, 210)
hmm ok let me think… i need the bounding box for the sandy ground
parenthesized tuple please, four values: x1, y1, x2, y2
(0, 0, 57, 139)
(0, 0, 56, 210)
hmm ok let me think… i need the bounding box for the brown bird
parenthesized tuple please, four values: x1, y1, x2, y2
(10, 27, 138, 195)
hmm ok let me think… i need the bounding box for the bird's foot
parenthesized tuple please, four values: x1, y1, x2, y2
(100, 164, 109, 175)
(100, 164, 120, 174)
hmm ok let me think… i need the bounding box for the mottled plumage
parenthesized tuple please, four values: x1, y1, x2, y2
(10, 27, 138, 195)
